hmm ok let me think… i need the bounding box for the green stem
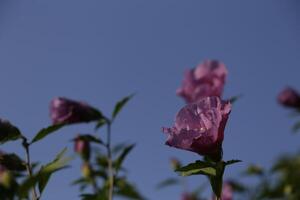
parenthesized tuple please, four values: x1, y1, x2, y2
(106, 122, 114, 200)
(22, 138, 38, 200)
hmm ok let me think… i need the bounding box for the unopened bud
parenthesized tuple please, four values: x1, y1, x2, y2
(170, 158, 181, 170)
(74, 136, 90, 161)
(0, 167, 13, 188)
(81, 163, 92, 179)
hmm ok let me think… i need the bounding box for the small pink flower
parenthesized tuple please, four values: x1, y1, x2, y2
(278, 87, 300, 108)
(177, 60, 228, 103)
(163, 96, 231, 157)
(50, 97, 101, 125)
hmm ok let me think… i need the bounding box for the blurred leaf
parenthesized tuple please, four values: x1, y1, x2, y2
(176, 160, 216, 177)
(225, 159, 242, 166)
(30, 124, 65, 144)
(0, 153, 26, 171)
(112, 94, 134, 120)
(228, 95, 243, 104)
(0, 120, 22, 144)
(72, 178, 86, 186)
(96, 155, 108, 168)
(115, 178, 146, 200)
(114, 144, 135, 173)
(112, 143, 128, 155)
(95, 118, 107, 130)
(292, 121, 300, 133)
(156, 178, 180, 189)
(94, 169, 108, 180)
(72, 178, 89, 192)
(227, 180, 247, 192)
(37, 169, 51, 195)
(242, 164, 264, 176)
(80, 193, 107, 200)
(18, 175, 39, 198)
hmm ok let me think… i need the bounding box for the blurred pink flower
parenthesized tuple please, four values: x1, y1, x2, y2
(177, 60, 228, 103)
(163, 96, 231, 157)
(50, 97, 101, 125)
(278, 87, 300, 108)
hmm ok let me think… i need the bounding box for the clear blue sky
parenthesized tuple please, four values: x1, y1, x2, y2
(0, 0, 299, 199)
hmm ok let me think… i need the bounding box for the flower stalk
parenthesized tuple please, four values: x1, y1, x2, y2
(106, 121, 114, 200)
(22, 137, 38, 200)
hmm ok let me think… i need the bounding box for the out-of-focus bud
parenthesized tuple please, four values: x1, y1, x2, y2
(0, 166, 13, 189)
(278, 87, 300, 109)
(81, 163, 92, 179)
(74, 135, 91, 161)
(170, 158, 181, 170)
(177, 60, 228, 104)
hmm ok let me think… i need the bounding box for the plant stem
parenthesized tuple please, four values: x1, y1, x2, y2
(106, 122, 114, 200)
(22, 138, 38, 200)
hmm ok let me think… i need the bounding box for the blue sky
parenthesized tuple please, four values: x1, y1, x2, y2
(0, 0, 299, 199)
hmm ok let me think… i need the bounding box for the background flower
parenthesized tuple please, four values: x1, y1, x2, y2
(278, 87, 300, 109)
(50, 97, 102, 125)
(177, 60, 228, 103)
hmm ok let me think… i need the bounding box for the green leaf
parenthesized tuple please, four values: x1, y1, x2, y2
(114, 144, 135, 172)
(37, 168, 51, 195)
(112, 94, 134, 120)
(37, 148, 71, 196)
(115, 178, 146, 200)
(0, 153, 26, 171)
(30, 123, 65, 144)
(0, 120, 22, 144)
(225, 159, 242, 166)
(228, 94, 243, 104)
(176, 160, 216, 176)
(156, 178, 180, 189)
(95, 118, 107, 130)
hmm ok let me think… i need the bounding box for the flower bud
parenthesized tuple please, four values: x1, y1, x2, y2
(278, 87, 300, 108)
(81, 163, 92, 179)
(170, 158, 181, 170)
(0, 167, 13, 189)
(74, 136, 90, 161)
(50, 97, 101, 125)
